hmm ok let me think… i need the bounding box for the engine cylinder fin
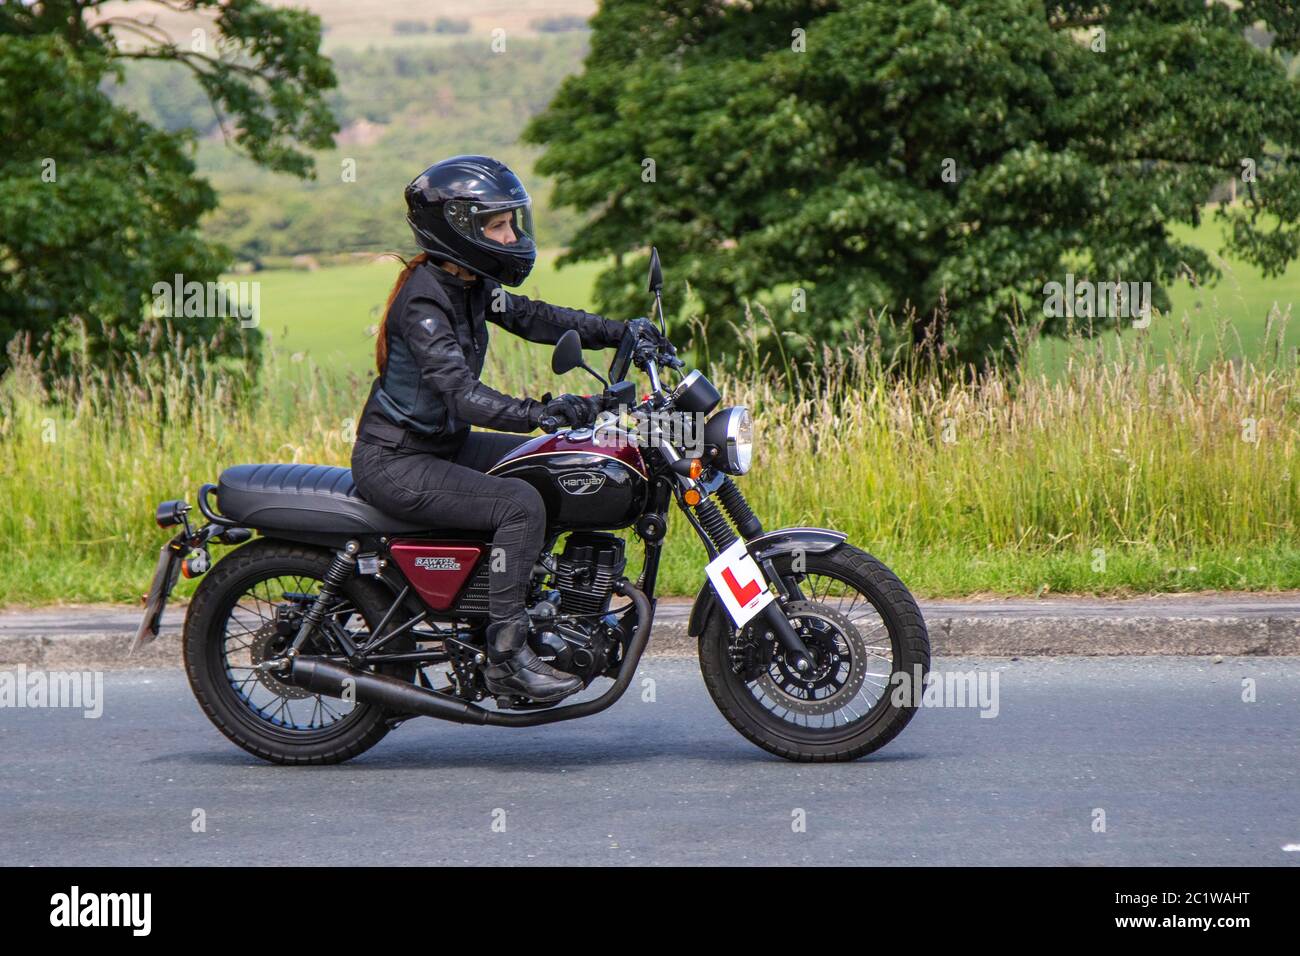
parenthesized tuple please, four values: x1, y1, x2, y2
(554, 532, 626, 616)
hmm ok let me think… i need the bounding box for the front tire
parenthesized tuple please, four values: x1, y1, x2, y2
(699, 544, 929, 762)
(184, 538, 411, 765)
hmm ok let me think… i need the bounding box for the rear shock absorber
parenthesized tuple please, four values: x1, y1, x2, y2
(716, 477, 763, 540)
(289, 540, 360, 656)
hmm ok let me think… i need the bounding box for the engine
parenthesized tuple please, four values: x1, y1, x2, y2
(552, 532, 626, 616)
(527, 532, 627, 684)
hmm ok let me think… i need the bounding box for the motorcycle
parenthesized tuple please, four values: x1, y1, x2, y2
(133, 249, 930, 764)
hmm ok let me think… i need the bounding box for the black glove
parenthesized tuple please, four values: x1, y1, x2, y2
(625, 316, 664, 345)
(538, 393, 601, 429)
(624, 316, 681, 367)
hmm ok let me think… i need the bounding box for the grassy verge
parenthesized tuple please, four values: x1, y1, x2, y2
(2, 303, 1298, 604)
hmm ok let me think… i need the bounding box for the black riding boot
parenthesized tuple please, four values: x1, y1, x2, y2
(482, 615, 582, 703)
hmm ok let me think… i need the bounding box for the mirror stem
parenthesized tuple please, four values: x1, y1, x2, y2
(653, 289, 667, 336)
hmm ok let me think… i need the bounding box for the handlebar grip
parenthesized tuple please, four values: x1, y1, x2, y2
(539, 416, 561, 433)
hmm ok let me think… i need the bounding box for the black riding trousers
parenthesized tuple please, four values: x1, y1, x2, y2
(351, 432, 541, 621)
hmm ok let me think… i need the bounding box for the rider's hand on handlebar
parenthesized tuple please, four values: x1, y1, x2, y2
(539, 393, 601, 431)
(625, 316, 664, 344)
(624, 316, 682, 369)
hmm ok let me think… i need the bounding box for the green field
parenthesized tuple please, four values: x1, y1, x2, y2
(1028, 217, 1300, 374)
(254, 251, 604, 376)
(254, 217, 1300, 379)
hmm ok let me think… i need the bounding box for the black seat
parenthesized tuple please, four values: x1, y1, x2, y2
(217, 464, 431, 536)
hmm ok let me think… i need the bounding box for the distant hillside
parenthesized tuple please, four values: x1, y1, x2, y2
(94, 0, 597, 49)
(99, 4, 596, 262)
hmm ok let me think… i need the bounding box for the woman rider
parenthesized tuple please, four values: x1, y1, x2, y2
(351, 155, 625, 704)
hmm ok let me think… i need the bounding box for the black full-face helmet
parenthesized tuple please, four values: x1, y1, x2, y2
(404, 155, 537, 286)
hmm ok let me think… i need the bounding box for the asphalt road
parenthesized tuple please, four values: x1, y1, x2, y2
(9, 592, 1300, 635)
(2, 657, 1298, 866)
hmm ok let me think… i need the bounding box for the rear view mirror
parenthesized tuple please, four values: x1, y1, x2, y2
(552, 329, 584, 375)
(647, 247, 663, 293)
(552, 329, 610, 387)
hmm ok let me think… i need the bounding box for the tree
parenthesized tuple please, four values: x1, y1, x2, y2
(0, 0, 338, 377)
(525, 0, 1300, 367)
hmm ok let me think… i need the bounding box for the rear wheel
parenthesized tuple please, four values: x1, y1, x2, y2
(698, 544, 929, 762)
(183, 539, 412, 765)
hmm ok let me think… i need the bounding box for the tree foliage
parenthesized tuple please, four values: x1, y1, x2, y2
(0, 0, 338, 376)
(526, 0, 1300, 366)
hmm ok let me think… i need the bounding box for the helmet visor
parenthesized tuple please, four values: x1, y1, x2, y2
(444, 199, 535, 250)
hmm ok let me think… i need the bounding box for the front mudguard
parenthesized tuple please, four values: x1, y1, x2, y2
(686, 526, 848, 637)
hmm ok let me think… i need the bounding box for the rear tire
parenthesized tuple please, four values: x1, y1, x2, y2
(184, 538, 410, 765)
(698, 544, 929, 762)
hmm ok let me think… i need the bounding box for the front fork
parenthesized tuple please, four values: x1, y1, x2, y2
(677, 475, 816, 671)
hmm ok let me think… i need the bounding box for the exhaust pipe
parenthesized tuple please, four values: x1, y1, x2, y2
(484, 580, 653, 727)
(289, 655, 490, 725)
(287, 580, 654, 728)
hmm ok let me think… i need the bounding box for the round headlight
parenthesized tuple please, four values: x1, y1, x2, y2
(733, 406, 753, 473)
(704, 406, 754, 475)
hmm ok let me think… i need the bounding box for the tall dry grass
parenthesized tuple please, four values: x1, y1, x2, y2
(1, 316, 1298, 604)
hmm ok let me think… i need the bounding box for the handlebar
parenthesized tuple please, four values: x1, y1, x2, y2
(540, 391, 623, 433)
(540, 318, 687, 437)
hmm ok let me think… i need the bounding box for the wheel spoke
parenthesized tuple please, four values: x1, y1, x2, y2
(215, 571, 375, 734)
(733, 564, 900, 733)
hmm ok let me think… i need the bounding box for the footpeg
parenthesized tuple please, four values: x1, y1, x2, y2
(494, 695, 557, 711)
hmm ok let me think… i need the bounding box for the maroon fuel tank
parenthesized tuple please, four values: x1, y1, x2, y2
(488, 427, 648, 532)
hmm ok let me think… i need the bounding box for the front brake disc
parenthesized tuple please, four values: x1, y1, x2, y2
(753, 601, 869, 716)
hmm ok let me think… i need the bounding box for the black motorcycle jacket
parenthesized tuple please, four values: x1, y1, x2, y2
(358, 258, 624, 457)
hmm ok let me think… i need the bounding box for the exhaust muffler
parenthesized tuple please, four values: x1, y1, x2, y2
(288, 656, 490, 725)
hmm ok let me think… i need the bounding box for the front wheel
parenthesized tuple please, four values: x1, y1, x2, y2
(698, 544, 929, 762)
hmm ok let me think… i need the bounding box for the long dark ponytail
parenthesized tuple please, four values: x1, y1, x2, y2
(375, 252, 431, 373)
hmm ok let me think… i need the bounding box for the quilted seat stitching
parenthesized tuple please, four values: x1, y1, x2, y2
(218, 464, 426, 530)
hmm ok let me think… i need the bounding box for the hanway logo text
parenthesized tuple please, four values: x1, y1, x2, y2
(414, 556, 461, 571)
(50, 886, 151, 936)
(559, 472, 606, 495)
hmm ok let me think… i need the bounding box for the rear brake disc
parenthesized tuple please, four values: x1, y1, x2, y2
(248, 622, 312, 700)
